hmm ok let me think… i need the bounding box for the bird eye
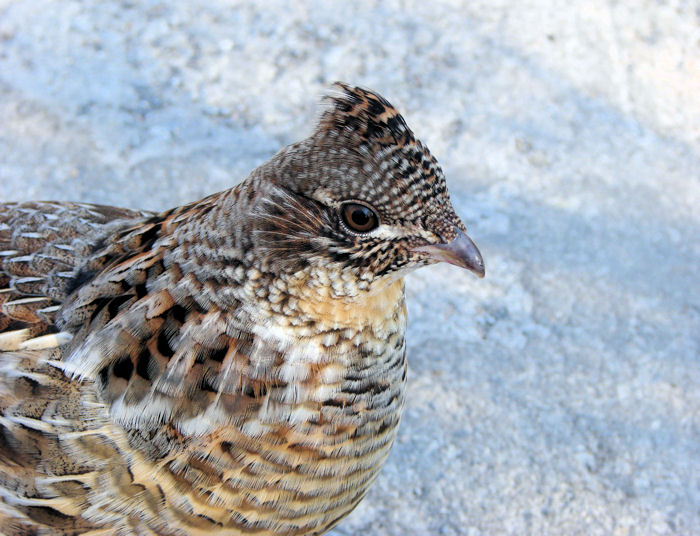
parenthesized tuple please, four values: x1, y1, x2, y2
(340, 202, 379, 233)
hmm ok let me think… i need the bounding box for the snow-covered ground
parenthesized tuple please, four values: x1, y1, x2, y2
(1, 1, 698, 534)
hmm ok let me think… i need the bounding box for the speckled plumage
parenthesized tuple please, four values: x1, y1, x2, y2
(0, 83, 483, 535)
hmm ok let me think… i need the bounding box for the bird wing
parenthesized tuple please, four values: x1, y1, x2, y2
(1, 195, 267, 426)
(0, 201, 150, 346)
(0, 197, 276, 533)
(0, 201, 152, 533)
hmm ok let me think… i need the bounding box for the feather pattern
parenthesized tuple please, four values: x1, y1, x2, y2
(0, 83, 482, 535)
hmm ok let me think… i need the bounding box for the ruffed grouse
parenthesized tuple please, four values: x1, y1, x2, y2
(0, 83, 484, 535)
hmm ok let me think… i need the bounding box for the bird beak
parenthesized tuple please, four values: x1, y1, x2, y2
(413, 229, 485, 278)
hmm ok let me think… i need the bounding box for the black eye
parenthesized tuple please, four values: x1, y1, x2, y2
(340, 202, 379, 233)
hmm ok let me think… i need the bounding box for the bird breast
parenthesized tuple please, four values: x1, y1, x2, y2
(165, 277, 409, 535)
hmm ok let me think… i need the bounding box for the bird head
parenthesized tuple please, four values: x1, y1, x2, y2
(247, 83, 484, 298)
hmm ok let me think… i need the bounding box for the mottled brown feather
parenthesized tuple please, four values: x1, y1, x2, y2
(0, 84, 481, 535)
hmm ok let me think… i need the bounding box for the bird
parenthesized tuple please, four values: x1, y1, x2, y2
(0, 83, 484, 536)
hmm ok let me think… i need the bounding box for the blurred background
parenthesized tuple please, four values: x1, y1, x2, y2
(1, 1, 698, 534)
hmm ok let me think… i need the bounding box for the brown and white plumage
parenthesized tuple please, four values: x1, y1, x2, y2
(0, 83, 484, 535)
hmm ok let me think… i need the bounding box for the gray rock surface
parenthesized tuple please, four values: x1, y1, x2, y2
(1, 1, 698, 534)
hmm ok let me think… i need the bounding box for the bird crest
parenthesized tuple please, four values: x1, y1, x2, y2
(318, 82, 416, 148)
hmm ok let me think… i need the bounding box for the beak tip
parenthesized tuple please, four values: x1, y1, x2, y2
(464, 253, 485, 278)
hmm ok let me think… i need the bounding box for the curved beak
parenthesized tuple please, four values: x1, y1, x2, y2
(413, 229, 485, 278)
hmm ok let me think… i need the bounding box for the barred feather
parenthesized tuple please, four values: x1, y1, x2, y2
(0, 83, 481, 535)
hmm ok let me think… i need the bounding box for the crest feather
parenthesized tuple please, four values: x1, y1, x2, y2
(317, 82, 414, 147)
